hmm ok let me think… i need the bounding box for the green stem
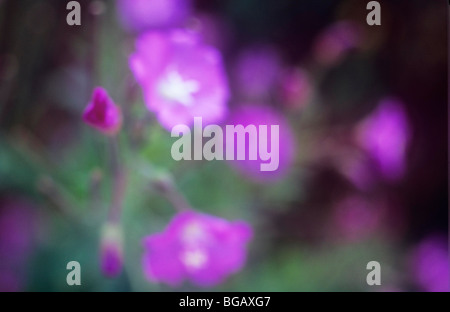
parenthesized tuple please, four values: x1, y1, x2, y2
(108, 137, 126, 223)
(139, 163, 192, 212)
(155, 179, 192, 212)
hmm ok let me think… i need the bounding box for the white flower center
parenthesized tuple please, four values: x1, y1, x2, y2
(181, 249, 208, 271)
(158, 70, 199, 106)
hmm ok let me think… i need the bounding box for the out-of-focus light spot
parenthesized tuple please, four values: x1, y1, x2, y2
(357, 98, 410, 181)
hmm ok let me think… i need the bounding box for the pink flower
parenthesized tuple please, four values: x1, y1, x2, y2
(117, 0, 191, 33)
(357, 98, 410, 180)
(82, 87, 122, 135)
(129, 30, 229, 130)
(100, 223, 123, 278)
(142, 211, 252, 287)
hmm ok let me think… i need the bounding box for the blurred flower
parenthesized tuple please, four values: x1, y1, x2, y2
(313, 21, 362, 65)
(0, 197, 37, 292)
(279, 67, 311, 110)
(233, 47, 282, 100)
(82, 87, 122, 135)
(130, 30, 229, 130)
(100, 222, 123, 278)
(117, 0, 191, 33)
(225, 105, 295, 182)
(142, 211, 252, 287)
(410, 235, 449, 292)
(357, 99, 410, 180)
(332, 196, 383, 242)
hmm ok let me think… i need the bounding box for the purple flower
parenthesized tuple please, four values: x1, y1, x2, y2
(410, 235, 449, 292)
(100, 223, 123, 278)
(233, 46, 282, 100)
(82, 87, 122, 135)
(142, 211, 252, 287)
(130, 30, 229, 130)
(357, 98, 410, 180)
(117, 0, 191, 33)
(225, 105, 295, 182)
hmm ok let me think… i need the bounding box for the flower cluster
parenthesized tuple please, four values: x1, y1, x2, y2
(78, 0, 418, 291)
(81, 1, 252, 287)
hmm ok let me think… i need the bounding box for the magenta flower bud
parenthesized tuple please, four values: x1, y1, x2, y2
(100, 223, 123, 278)
(142, 211, 252, 287)
(82, 87, 122, 135)
(129, 29, 229, 130)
